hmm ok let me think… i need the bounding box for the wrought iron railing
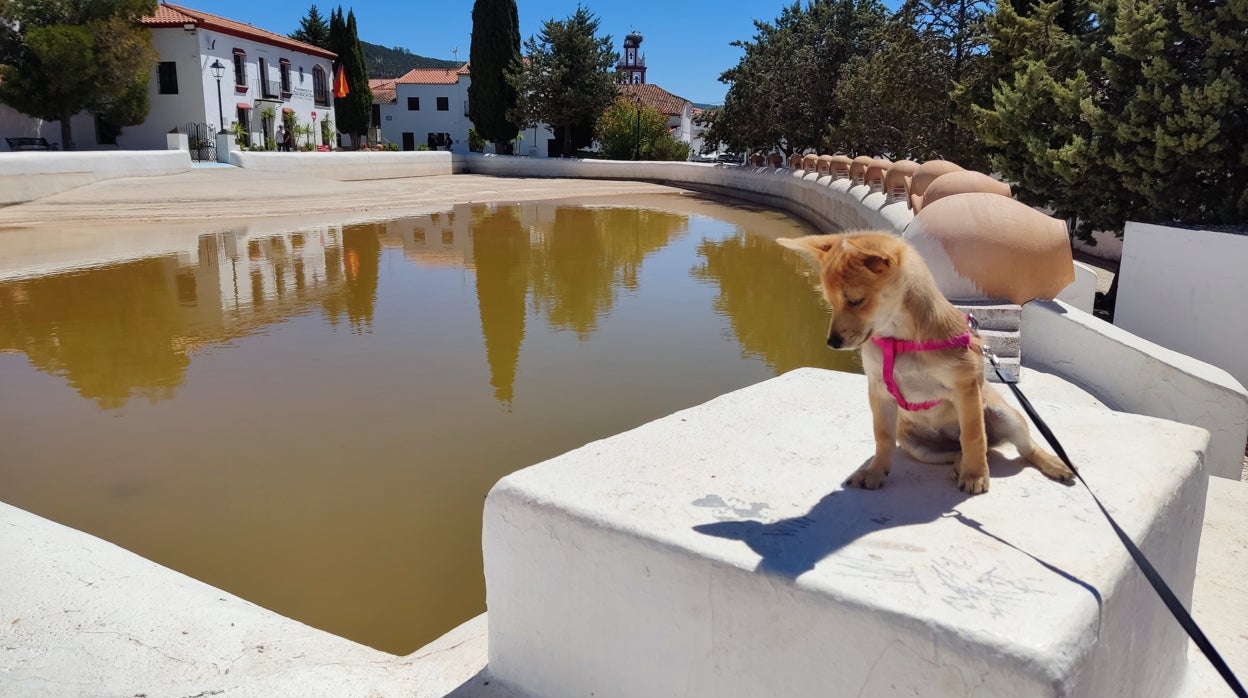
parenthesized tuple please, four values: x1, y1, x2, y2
(175, 122, 217, 162)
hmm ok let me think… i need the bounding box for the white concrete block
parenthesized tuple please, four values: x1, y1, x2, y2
(484, 368, 1209, 698)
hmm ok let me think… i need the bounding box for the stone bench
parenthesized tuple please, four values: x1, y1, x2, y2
(483, 368, 1209, 698)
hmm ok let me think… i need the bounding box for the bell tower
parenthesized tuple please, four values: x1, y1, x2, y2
(616, 31, 646, 85)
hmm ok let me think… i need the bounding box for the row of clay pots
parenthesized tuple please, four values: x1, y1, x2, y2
(749, 151, 1074, 304)
(756, 152, 1012, 213)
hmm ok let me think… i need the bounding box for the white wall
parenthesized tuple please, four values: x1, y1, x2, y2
(1114, 222, 1248, 392)
(0, 150, 192, 205)
(232, 150, 459, 180)
(1024, 299, 1248, 480)
(383, 77, 472, 153)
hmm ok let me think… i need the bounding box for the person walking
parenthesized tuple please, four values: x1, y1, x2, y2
(276, 124, 287, 152)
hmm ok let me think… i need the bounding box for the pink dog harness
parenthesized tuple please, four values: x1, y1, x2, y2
(870, 332, 973, 411)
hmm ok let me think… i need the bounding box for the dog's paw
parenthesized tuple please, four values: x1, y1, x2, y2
(957, 473, 991, 494)
(953, 464, 993, 496)
(846, 467, 888, 490)
(1033, 451, 1075, 483)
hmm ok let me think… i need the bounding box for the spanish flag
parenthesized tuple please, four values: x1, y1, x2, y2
(333, 64, 350, 98)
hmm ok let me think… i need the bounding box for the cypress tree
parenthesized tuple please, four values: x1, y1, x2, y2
(468, 0, 521, 153)
(329, 7, 372, 148)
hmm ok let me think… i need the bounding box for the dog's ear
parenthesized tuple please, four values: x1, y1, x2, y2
(776, 235, 839, 266)
(843, 235, 899, 274)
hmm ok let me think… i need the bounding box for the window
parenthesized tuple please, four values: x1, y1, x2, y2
(436, 96, 449, 111)
(407, 97, 420, 111)
(258, 58, 276, 98)
(232, 49, 246, 89)
(279, 59, 292, 94)
(312, 65, 328, 105)
(157, 62, 178, 94)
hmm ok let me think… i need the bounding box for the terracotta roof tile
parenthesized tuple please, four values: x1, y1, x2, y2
(617, 83, 690, 117)
(142, 2, 335, 60)
(369, 78, 397, 103)
(396, 64, 470, 85)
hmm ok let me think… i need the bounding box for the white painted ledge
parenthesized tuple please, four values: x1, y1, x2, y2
(0, 150, 192, 205)
(0, 500, 490, 697)
(1023, 299, 1248, 480)
(233, 150, 460, 180)
(484, 368, 1209, 698)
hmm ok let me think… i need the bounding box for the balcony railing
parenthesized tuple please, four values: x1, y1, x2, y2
(259, 78, 281, 100)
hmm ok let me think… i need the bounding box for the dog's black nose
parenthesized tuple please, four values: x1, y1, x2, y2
(827, 332, 843, 349)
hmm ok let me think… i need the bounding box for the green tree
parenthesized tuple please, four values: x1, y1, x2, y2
(329, 7, 371, 148)
(830, 20, 948, 158)
(1083, 0, 1248, 227)
(976, 0, 1247, 238)
(469, 0, 522, 153)
(899, 0, 994, 167)
(0, 0, 158, 150)
(596, 97, 670, 160)
(708, 0, 888, 155)
(290, 4, 331, 49)
(507, 7, 618, 157)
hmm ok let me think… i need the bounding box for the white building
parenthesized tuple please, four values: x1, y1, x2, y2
(1, 2, 335, 152)
(373, 65, 556, 157)
(374, 66, 472, 153)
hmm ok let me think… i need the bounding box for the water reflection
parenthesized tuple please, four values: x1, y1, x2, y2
(692, 233, 862, 375)
(0, 227, 350, 408)
(0, 194, 857, 654)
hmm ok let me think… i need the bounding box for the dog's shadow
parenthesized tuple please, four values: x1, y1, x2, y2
(693, 453, 1097, 607)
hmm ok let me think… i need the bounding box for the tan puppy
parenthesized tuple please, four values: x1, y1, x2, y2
(777, 232, 1073, 494)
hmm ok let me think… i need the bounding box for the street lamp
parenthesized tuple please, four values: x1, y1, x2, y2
(631, 93, 643, 161)
(209, 59, 226, 132)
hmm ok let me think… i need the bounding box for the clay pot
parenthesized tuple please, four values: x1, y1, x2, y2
(865, 158, 892, 192)
(802, 153, 820, 172)
(767, 152, 784, 168)
(921, 170, 1012, 207)
(817, 154, 834, 176)
(904, 193, 1074, 303)
(883, 160, 920, 205)
(789, 152, 803, 170)
(829, 155, 852, 179)
(908, 160, 963, 212)
(850, 156, 874, 186)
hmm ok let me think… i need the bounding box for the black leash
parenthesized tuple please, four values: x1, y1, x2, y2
(975, 335, 1247, 698)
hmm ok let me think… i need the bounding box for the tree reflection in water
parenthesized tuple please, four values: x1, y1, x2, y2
(692, 233, 861, 376)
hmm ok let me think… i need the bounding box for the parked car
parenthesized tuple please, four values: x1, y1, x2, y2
(716, 152, 742, 164)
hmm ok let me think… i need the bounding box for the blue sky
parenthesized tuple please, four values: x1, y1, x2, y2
(184, 0, 807, 105)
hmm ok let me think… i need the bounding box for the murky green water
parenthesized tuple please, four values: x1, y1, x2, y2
(0, 193, 859, 654)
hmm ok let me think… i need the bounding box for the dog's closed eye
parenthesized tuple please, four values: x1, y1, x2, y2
(845, 296, 865, 308)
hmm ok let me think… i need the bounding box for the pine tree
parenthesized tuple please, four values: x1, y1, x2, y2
(507, 7, 617, 157)
(290, 4, 331, 50)
(0, 0, 158, 150)
(1084, 0, 1248, 226)
(468, 0, 521, 153)
(977, 0, 1248, 237)
(329, 7, 371, 148)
